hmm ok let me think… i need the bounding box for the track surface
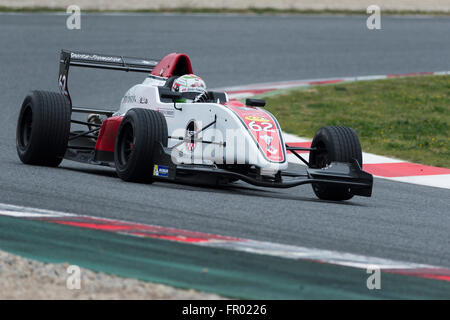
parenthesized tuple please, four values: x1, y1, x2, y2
(1, 13, 449, 268)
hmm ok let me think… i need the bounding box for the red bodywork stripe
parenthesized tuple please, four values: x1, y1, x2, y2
(95, 116, 123, 152)
(150, 53, 193, 78)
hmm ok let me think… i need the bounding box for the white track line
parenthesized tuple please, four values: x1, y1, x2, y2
(0, 202, 443, 271)
(389, 174, 450, 189)
(0, 203, 75, 218)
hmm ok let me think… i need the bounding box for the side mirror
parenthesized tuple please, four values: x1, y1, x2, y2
(160, 88, 183, 111)
(246, 98, 266, 107)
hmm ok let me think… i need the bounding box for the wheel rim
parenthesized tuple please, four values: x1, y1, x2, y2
(312, 141, 329, 168)
(311, 141, 330, 193)
(118, 123, 135, 167)
(312, 140, 352, 198)
(19, 104, 33, 150)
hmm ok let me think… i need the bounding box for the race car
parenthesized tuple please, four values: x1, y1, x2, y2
(16, 50, 373, 201)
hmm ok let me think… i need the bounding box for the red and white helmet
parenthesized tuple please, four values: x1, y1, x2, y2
(171, 74, 207, 94)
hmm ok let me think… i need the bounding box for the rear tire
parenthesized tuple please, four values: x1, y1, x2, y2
(309, 126, 362, 201)
(114, 108, 168, 183)
(16, 91, 71, 167)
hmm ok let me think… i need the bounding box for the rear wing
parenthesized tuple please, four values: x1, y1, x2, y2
(58, 49, 160, 108)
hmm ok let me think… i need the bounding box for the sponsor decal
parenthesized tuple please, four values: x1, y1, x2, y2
(267, 146, 278, 155)
(150, 79, 167, 87)
(153, 165, 169, 177)
(139, 97, 148, 104)
(172, 82, 181, 92)
(172, 74, 206, 93)
(185, 120, 198, 152)
(237, 106, 255, 111)
(245, 116, 270, 122)
(157, 108, 175, 118)
(122, 95, 136, 104)
(58, 74, 68, 96)
(71, 53, 122, 63)
(260, 134, 273, 145)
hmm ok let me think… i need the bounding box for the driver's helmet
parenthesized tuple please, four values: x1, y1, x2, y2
(171, 74, 207, 102)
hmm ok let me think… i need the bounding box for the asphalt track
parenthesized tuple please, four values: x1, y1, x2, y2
(0, 13, 449, 271)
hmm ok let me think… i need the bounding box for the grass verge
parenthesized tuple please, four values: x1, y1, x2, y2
(264, 75, 450, 168)
(0, 6, 449, 16)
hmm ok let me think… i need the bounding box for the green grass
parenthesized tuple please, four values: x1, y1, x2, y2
(0, 6, 449, 16)
(264, 75, 450, 168)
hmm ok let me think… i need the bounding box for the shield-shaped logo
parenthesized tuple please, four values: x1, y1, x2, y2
(185, 120, 198, 152)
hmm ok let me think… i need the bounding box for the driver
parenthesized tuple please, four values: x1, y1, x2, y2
(171, 74, 208, 102)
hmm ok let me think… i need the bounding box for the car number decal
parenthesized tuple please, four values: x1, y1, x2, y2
(224, 101, 285, 163)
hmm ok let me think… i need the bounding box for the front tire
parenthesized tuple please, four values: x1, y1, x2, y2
(16, 91, 71, 167)
(114, 108, 168, 183)
(309, 126, 363, 201)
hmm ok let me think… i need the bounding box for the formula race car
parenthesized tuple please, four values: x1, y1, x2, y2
(16, 50, 373, 201)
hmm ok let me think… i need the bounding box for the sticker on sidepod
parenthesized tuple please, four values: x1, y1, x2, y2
(153, 165, 169, 177)
(224, 101, 285, 163)
(244, 116, 270, 122)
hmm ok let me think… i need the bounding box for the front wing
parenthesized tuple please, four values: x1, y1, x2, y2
(152, 143, 373, 197)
